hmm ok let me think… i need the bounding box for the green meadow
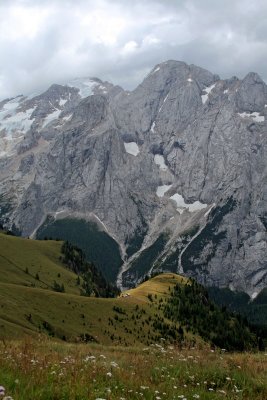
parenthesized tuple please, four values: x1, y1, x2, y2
(0, 231, 266, 399)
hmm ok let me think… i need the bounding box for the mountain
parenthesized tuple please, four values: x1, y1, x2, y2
(0, 60, 266, 296)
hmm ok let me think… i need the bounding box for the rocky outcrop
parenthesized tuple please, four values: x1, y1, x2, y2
(0, 61, 266, 295)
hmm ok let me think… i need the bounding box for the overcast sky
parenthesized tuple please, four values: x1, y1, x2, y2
(1, 0, 267, 99)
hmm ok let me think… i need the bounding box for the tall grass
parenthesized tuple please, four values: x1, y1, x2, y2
(0, 337, 266, 400)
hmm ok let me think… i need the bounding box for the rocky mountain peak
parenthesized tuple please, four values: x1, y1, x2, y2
(236, 71, 267, 112)
(0, 60, 266, 296)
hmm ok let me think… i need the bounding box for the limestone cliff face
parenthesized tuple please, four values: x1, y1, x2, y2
(0, 61, 266, 295)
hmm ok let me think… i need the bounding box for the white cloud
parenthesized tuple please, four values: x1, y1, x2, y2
(0, 4, 53, 41)
(0, 0, 267, 99)
(121, 41, 138, 56)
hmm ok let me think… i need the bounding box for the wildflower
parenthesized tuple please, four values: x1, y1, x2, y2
(3, 397, 14, 400)
(193, 395, 200, 399)
(110, 361, 119, 368)
(84, 355, 96, 362)
(0, 387, 5, 396)
(106, 372, 112, 377)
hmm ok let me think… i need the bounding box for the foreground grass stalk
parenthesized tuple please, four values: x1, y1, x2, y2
(0, 338, 266, 400)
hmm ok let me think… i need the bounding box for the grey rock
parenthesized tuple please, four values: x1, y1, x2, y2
(0, 61, 266, 296)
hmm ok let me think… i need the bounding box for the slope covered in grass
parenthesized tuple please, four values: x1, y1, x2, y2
(0, 232, 80, 294)
(0, 232, 262, 350)
(0, 268, 189, 346)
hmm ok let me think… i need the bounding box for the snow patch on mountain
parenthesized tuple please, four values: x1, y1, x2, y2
(238, 111, 265, 122)
(43, 109, 61, 127)
(151, 66, 160, 74)
(154, 154, 168, 171)
(62, 114, 72, 122)
(151, 121, 156, 132)
(8, 109, 34, 132)
(156, 184, 172, 197)
(201, 83, 216, 104)
(98, 85, 108, 94)
(124, 142, 140, 156)
(67, 78, 97, 98)
(0, 106, 35, 135)
(59, 98, 68, 107)
(170, 193, 207, 214)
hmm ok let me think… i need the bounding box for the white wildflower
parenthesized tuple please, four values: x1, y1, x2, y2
(110, 361, 119, 368)
(84, 355, 96, 362)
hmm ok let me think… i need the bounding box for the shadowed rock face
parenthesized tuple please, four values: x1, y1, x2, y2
(0, 60, 266, 295)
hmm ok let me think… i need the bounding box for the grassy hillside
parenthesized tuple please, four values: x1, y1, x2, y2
(0, 231, 186, 344)
(0, 232, 80, 294)
(0, 269, 188, 346)
(0, 232, 196, 345)
(0, 231, 262, 350)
